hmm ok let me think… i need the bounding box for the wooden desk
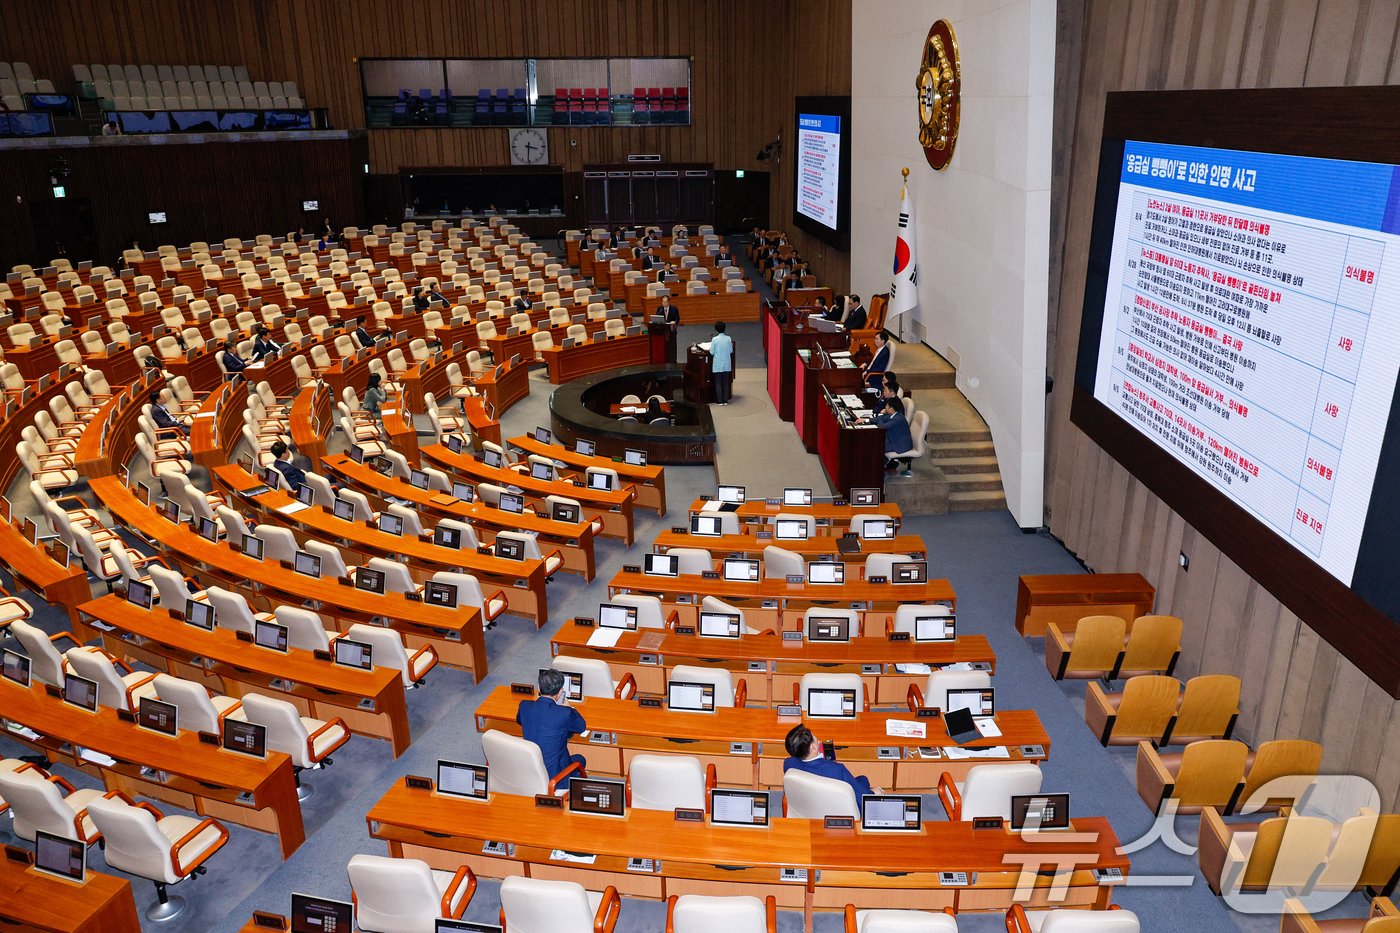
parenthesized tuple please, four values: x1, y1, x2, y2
(473, 686, 1044, 790)
(610, 401, 672, 416)
(366, 786, 1126, 927)
(6, 338, 62, 380)
(81, 594, 412, 757)
(1015, 573, 1156, 637)
(90, 476, 489, 680)
(686, 498, 901, 529)
(541, 333, 652, 384)
(763, 306, 849, 421)
(508, 434, 666, 516)
(550, 620, 995, 705)
(652, 530, 925, 563)
(0, 678, 305, 857)
(0, 857, 140, 933)
(796, 350, 865, 453)
(485, 318, 610, 365)
(165, 347, 227, 392)
(816, 390, 886, 499)
(636, 289, 762, 324)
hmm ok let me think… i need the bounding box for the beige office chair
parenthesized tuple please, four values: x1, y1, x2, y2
(664, 546, 713, 575)
(626, 754, 714, 812)
(608, 592, 673, 629)
(62, 646, 158, 712)
(152, 674, 241, 735)
(669, 664, 744, 707)
(347, 854, 476, 933)
(237, 692, 349, 799)
(0, 767, 103, 844)
(481, 729, 584, 796)
(864, 553, 914, 581)
(802, 607, 862, 641)
(844, 907, 958, 932)
(274, 606, 335, 653)
(763, 545, 804, 579)
(668, 894, 777, 933)
(346, 622, 438, 688)
(938, 762, 1043, 821)
(1005, 905, 1140, 932)
(498, 876, 620, 933)
(551, 656, 636, 700)
(784, 769, 858, 819)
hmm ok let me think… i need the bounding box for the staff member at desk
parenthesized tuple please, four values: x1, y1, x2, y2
(863, 330, 892, 389)
(875, 396, 915, 476)
(710, 320, 734, 406)
(842, 295, 868, 331)
(784, 725, 880, 799)
(518, 669, 588, 779)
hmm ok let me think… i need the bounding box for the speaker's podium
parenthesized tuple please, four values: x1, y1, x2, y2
(647, 317, 677, 364)
(684, 343, 713, 404)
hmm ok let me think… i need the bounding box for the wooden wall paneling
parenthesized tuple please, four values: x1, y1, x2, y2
(1200, 555, 1248, 676)
(1234, 590, 1282, 739)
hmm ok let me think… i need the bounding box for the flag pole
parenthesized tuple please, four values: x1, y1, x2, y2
(897, 167, 909, 343)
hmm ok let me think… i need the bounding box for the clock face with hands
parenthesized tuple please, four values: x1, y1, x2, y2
(510, 128, 549, 165)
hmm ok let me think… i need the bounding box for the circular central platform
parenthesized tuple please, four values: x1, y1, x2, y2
(548, 364, 716, 464)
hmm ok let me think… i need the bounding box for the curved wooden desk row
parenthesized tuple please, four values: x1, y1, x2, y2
(473, 686, 1046, 791)
(213, 464, 552, 625)
(651, 530, 926, 563)
(88, 477, 489, 680)
(384, 351, 532, 463)
(508, 435, 666, 517)
(549, 620, 995, 705)
(319, 453, 597, 582)
(453, 353, 533, 450)
(80, 594, 412, 757)
(422, 442, 637, 546)
(542, 331, 653, 384)
(0, 844, 141, 932)
(686, 498, 903, 528)
(366, 787, 1124, 924)
(0, 677, 305, 858)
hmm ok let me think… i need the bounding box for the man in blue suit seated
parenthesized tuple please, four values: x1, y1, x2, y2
(783, 724, 880, 799)
(876, 396, 915, 477)
(268, 440, 306, 491)
(863, 330, 892, 389)
(517, 668, 587, 780)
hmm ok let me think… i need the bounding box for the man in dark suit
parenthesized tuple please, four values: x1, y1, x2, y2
(352, 317, 376, 349)
(716, 244, 735, 266)
(269, 440, 306, 490)
(220, 339, 248, 379)
(782, 725, 878, 799)
(251, 325, 281, 361)
(512, 294, 532, 313)
(843, 295, 867, 331)
(148, 390, 186, 435)
(639, 249, 657, 272)
(877, 396, 915, 476)
(863, 330, 892, 389)
(516, 668, 587, 779)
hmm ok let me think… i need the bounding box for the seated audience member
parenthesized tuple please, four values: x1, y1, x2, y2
(352, 316, 381, 349)
(646, 397, 669, 425)
(361, 372, 387, 421)
(269, 440, 306, 490)
(716, 243, 736, 265)
(149, 390, 187, 435)
(783, 724, 878, 799)
(517, 668, 587, 779)
(220, 339, 248, 378)
(881, 370, 909, 399)
(251, 325, 282, 361)
(876, 396, 914, 476)
(512, 294, 532, 313)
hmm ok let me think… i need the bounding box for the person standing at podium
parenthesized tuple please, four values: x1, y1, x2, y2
(518, 669, 588, 780)
(710, 321, 734, 406)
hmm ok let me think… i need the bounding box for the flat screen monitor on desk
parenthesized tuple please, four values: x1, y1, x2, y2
(254, 620, 289, 652)
(241, 533, 265, 560)
(698, 611, 742, 638)
(891, 560, 927, 584)
(452, 482, 475, 502)
(691, 514, 722, 537)
(499, 492, 525, 514)
(598, 603, 637, 630)
(775, 519, 809, 540)
(806, 686, 857, 718)
(643, 553, 679, 577)
(62, 673, 98, 712)
(722, 558, 759, 581)
(1, 648, 30, 686)
(667, 680, 717, 712)
(530, 461, 554, 481)
(533, 427, 551, 444)
(291, 894, 354, 933)
(551, 501, 580, 523)
(710, 789, 769, 826)
(495, 537, 525, 561)
(588, 471, 614, 492)
(294, 551, 322, 578)
(32, 830, 85, 884)
(436, 921, 503, 933)
(333, 638, 373, 671)
(946, 687, 995, 718)
(409, 470, 430, 490)
(807, 615, 851, 642)
(424, 580, 458, 608)
(377, 513, 405, 536)
(433, 526, 462, 550)
(296, 483, 316, 506)
(223, 718, 267, 758)
(540, 668, 583, 701)
(198, 517, 220, 541)
(436, 760, 488, 800)
(445, 435, 464, 454)
(483, 448, 504, 469)
(137, 696, 178, 736)
(575, 438, 596, 457)
(1010, 793, 1071, 831)
(333, 498, 356, 521)
(851, 488, 881, 506)
(623, 448, 646, 466)
(569, 777, 626, 817)
(717, 485, 745, 504)
(914, 615, 955, 641)
(185, 599, 216, 630)
(860, 795, 922, 832)
(862, 518, 895, 539)
(807, 561, 845, 584)
(350, 445, 366, 464)
(356, 568, 386, 594)
(125, 579, 153, 609)
(783, 488, 812, 506)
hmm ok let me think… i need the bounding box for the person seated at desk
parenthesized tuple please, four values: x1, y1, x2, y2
(842, 295, 868, 331)
(149, 390, 187, 435)
(716, 244, 736, 266)
(863, 330, 892, 389)
(361, 372, 387, 423)
(411, 286, 431, 313)
(783, 725, 879, 799)
(518, 668, 588, 778)
(269, 440, 306, 490)
(881, 371, 909, 399)
(824, 295, 846, 323)
(220, 339, 249, 379)
(646, 397, 670, 425)
(875, 396, 914, 477)
(811, 296, 829, 319)
(352, 316, 387, 349)
(512, 294, 532, 314)
(251, 325, 282, 361)
(640, 248, 658, 272)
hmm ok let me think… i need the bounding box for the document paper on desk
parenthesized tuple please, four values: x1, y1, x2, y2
(943, 745, 1011, 760)
(276, 502, 311, 515)
(586, 627, 624, 648)
(78, 747, 117, 767)
(885, 719, 927, 739)
(550, 849, 598, 864)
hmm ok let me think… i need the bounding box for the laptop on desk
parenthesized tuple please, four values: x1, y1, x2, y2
(943, 706, 981, 745)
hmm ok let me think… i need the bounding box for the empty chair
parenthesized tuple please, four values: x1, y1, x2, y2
(796, 671, 869, 712)
(1005, 906, 1140, 932)
(669, 664, 742, 707)
(151, 674, 241, 735)
(429, 570, 506, 625)
(763, 545, 804, 579)
(87, 794, 228, 922)
(1045, 615, 1126, 680)
(1165, 674, 1241, 744)
(0, 767, 104, 844)
(346, 622, 439, 687)
(668, 894, 777, 933)
(238, 693, 349, 799)
(273, 606, 335, 653)
(481, 728, 584, 796)
(784, 768, 858, 819)
(607, 592, 672, 629)
(802, 606, 862, 641)
(627, 754, 713, 811)
(63, 646, 158, 712)
(498, 876, 620, 933)
(666, 546, 713, 575)
(844, 907, 959, 932)
(937, 762, 1043, 821)
(551, 655, 635, 700)
(1238, 739, 1325, 811)
(495, 529, 563, 575)
(1136, 739, 1250, 815)
(1085, 674, 1180, 746)
(347, 854, 476, 933)
(1117, 614, 1183, 678)
(1197, 807, 1339, 897)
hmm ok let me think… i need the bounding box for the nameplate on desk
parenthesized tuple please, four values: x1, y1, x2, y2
(972, 816, 1004, 830)
(252, 911, 289, 930)
(575, 617, 595, 627)
(887, 631, 909, 642)
(234, 630, 252, 643)
(674, 625, 696, 636)
(700, 570, 719, 580)
(117, 708, 135, 723)
(868, 576, 888, 585)
(674, 807, 705, 822)
(313, 649, 332, 662)
(3, 845, 32, 866)
(44, 683, 61, 698)
(404, 592, 422, 602)
(622, 564, 641, 574)
(781, 631, 803, 644)
(775, 704, 802, 719)
(699, 495, 713, 501)
(861, 664, 883, 676)
(534, 794, 564, 809)
(671, 526, 686, 534)
(824, 815, 855, 830)
(404, 775, 433, 791)
(833, 499, 849, 507)
(638, 695, 663, 708)
(511, 683, 536, 696)
(198, 731, 221, 745)
(916, 707, 941, 718)
(785, 574, 804, 584)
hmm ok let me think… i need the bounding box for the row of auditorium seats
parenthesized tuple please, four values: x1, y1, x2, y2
(0, 62, 61, 113)
(71, 64, 305, 112)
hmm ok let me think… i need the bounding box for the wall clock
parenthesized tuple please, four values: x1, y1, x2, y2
(510, 128, 549, 165)
(916, 19, 961, 170)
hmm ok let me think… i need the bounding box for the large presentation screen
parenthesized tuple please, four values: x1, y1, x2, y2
(792, 95, 850, 249)
(1072, 87, 1400, 694)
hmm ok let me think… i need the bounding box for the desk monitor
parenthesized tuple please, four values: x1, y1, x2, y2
(530, 461, 554, 481)
(332, 498, 356, 521)
(569, 777, 626, 817)
(807, 615, 851, 642)
(891, 560, 927, 584)
(946, 687, 995, 718)
(290, 894, 354, 933)
(62, 673, 98, 712)
(806, 687, 857, 718)
(255, 620, 290, 652)
(356, 568, 387, 594)
(495, 536, 525, 561)
(451, 481, 474, 501)
(722, 558, 760, 582)
(717, 485, 745, 504)
(408, 469, 431, 490)
(499, 492, 525, 514)
(667, 680, 716, 712)
(377, 512, 405, 536)
(296, 483, 316, 506)
(643, 553, 679, 577)
(533, 426, 551, 444)
(445, 435, 464, 454)
(509, 353, 522, 368)
(942, 706, 980, 744)
(292, 550, 322, 579)
(914, 614, 956, 641)
(863, 518, 895, 540)
(691, 514, 723, 537)
(623, 448, 646, 466)
(241, 533, 265, 560)
(710, 788, 769, 827)
(436, 760, 488, 800)
(807, 561, 845, 585)
(436, 921, 503, 933)
(263, 466, 282, 489)
(424, 580, 458, 608)
(575, 438, 596, 457)
(537, 668, 583, 701)
(32, 830, 85, 884)
(775, 518, 809, 540)
(860, 795, 922, 832)
(125, 578, 153, 610)
(223, 718, 267, 758)
(137, 696, 178, 736)
(698, 611, 742, 638)
(783, 487, 812, 506)
(19, 517, 36, 544)
(197, 516, 221, 542)
(1010, 793, 1071, 831)
(350, 445, 366, 464)
(2, 647, 31, 686)
(483, 448, 504, 469)
(432, 526, 462, 550)
(598, 603, 638, 630)
(851, 487, 881, 506)
(185, 599, 215, 630)
(587, 471, 614, 491)
(333, 638, 373, 671)
(551, 500, 579, 523)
